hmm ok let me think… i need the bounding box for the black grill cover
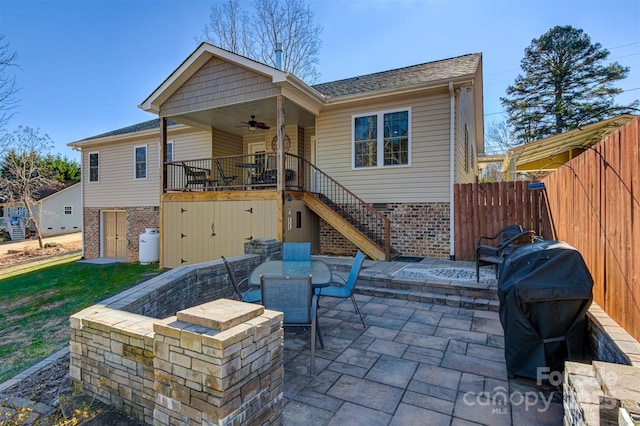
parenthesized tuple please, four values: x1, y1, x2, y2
(498, 240, 593, 379)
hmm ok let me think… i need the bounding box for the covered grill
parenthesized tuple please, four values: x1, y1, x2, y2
(498, 240, 593, 379)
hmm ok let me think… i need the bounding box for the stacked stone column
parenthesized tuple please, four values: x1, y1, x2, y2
(153, 299, 284, 425)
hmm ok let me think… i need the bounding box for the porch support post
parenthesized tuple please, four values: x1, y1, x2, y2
(276, 95, 286, 242)
(276, 95, 285, 192)
(161, 117, 167, 192)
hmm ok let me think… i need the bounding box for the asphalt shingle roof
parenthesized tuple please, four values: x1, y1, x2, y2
(79, 119, 178, 142)
(79, 53, 480, 141)
(312, 53, 481, 99)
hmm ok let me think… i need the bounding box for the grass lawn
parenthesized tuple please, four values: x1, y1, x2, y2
(0, 259, 163, 382)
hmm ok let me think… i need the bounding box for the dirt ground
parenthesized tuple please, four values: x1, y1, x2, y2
(0, 232, 82, 268)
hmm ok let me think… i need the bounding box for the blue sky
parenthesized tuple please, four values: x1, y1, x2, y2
(1, 0, 638, 161)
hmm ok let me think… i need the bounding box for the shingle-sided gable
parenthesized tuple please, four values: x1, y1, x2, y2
(312, 53, 481, 99)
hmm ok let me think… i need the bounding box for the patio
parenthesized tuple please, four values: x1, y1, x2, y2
(281, 291, 563, 425)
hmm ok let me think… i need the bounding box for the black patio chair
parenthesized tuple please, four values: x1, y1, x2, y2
(476, 225, 536, 282)
(182, 163, 210, 190)
(215, 159, 238, 187)
(221, 256, 260, 303)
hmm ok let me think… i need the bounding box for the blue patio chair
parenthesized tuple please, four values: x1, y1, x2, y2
(221, 256, 261, 303)
(260, 274, 324, 375)
(317, 251, 366, 327)
(282, 242, 311, 261)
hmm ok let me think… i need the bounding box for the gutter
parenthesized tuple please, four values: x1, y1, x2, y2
(449, 82, 456, 261)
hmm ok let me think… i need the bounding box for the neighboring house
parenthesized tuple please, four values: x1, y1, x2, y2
(0, 183, 82, 240)
(69, 43, 484, 267)
(501, 114, 635, 181)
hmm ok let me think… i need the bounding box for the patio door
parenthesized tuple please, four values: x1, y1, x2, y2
(104, 210, 126, 258)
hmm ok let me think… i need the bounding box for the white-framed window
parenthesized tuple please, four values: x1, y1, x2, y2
(88, 152, 99, 182)
(166, 141, 173, 162)
(64, 206, 72, 215)
(353, 108, 411, 169)
(135, 145, 147, 179)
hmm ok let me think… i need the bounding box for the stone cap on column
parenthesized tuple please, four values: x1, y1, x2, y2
(176, 298, 264, 332)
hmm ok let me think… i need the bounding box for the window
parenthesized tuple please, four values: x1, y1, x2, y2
(64, 206, 72, 215)
(135, 145, 147, 179)
(89, 152, 99, 182)
(166, 141, 173, 163)
(353, 109, 410, 168)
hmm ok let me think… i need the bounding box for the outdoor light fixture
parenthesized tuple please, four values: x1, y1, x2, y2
(248, 124, 257, 132)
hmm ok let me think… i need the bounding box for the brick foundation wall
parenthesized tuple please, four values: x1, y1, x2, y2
(82, 206, 159, 261)
(319, 202, 450, 259)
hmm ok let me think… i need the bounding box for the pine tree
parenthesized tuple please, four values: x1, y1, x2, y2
(501, 25, 634, 143)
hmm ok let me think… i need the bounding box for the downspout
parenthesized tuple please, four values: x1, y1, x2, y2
(449, 82, 455, 261)
(72, 145, 85, 259)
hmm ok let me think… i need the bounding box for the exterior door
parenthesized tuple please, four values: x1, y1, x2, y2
(104, 211, 126, 258)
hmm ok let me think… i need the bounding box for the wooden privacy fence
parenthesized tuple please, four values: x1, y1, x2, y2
(454, 180, 552, 261)
(542, 116, 639, 343)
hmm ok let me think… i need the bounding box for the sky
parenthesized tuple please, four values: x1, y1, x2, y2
(1, 0, 639, 162)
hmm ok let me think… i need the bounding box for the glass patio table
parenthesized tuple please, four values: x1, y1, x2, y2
(249, 260, 332, 289)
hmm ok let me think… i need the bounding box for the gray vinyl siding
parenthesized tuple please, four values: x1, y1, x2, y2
(316, 93, 452, 203)
(84, 130, 211, 208)
(160, 57, 281, 116)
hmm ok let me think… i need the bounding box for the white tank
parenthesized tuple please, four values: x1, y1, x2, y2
(139, 228, 159, 264)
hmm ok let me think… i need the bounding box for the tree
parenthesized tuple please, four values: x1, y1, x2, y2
(485, 120, 519, 154)
(0, 35, 19, 139)
(0, 126, 58, 248)
(501, 25, 634, 143)
(41, 154, 81, 184)
(200, 0, 322, 83)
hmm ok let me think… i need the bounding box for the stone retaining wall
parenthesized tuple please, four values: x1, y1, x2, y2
(70, 299, 284, 425)
(69, 241, 284, 425)
(563, 303, 640, 425)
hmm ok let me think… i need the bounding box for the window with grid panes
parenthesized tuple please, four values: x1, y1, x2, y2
(353, 109, 410, 168)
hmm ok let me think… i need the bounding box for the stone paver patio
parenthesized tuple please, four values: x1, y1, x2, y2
(281, 293, 563, 425)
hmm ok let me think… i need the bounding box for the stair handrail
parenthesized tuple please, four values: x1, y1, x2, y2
(288, 154, 391, 260)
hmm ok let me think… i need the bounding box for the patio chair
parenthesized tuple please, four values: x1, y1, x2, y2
(215, 159, 238, 187)
(182, 163, 210, 189)
(282, 242, 311, 261)
(260, 274, 324, 375)
(475, 225, 536, 283)
(316, 251, 366, 327)
(221, 256, 261, 303)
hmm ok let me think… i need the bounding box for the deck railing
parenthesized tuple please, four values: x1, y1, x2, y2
(290, 154, 391, 259)
(164, 153, 391, 258)
(165, 153, 298, 192)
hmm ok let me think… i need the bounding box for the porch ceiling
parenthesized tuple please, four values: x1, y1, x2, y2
(167, 97, 316, 136)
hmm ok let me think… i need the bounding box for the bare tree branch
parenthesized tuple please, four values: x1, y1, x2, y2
(199, 0, 322, 83)
(0, 126, 56, 248)
(0, 35, 20, 140)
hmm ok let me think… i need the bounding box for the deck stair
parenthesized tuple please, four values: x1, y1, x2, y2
(10, 224, 24, 241)
(298, 156, 396, 261)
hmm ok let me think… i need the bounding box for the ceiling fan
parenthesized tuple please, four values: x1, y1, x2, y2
(238, 115, 270, 131)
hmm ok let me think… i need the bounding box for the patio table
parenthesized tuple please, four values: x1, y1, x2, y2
(249, 260, 332, 289)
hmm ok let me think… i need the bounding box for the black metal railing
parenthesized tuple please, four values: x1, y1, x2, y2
(290, 154, 391, 259)
(165, 152, 299, 191)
